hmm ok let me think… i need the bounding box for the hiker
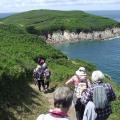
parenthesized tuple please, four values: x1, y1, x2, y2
(43, 64, 51, 92)
(36, 86, 73, 120)
(65, 67, 91, 120)
(33, 57, 46, 91)
(80, 70, 116, 120)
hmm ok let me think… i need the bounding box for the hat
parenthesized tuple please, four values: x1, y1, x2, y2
(75, 70, 86, 76)
(78, 67, 86, 72)
(91, 70, 104, 82)
(75, 67, 86, 76)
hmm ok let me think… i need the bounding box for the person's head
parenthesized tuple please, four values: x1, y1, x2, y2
(53, 87, 73, 111)
(75, 67, 87, 80)
(38, 57, 46, 65)
(91, 70, 104, 82)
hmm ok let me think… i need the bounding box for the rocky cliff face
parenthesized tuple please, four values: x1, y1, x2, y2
(46, 27, 120, 44)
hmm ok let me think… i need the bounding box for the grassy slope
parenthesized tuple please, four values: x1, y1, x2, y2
(1, 10, 119, 35)
(104, 75, 120, 120)
(0, 24, 96, 119)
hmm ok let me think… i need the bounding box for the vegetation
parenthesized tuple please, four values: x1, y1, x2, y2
(0, 24, 96, 119)
(1, 10, 120, 36)
(0, 10, 120, 120)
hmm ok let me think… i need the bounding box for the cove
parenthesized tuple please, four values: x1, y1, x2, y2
(55, 38, 120, 84)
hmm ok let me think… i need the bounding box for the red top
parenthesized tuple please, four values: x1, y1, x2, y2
(49, 108, 68, 118)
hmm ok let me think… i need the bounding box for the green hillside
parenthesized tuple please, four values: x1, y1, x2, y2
(1, 10, 120, 36)
(0, 24, 96, 119)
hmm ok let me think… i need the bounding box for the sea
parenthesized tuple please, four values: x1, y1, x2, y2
(0, 13, 14, 18)
(55, 10, 120, 84)
(0, 11, 120, 84)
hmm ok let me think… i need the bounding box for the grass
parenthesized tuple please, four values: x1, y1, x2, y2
(104, 75, 120, 120)
(0, 24, 96, 119)
(1, 10, 119, 36)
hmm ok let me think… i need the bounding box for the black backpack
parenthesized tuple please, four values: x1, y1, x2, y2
(33, 67, 44, 80)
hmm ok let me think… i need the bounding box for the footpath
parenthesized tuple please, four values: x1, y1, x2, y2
(43, 90, 77, 120)
(31, 83, 77, 120)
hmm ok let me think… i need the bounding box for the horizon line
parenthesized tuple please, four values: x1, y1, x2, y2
(0, 9, 120, 13)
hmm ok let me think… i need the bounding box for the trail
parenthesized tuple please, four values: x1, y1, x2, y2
(44, 91, 77, 120)
(30, 84, 77, 120)
(31, 83, 77, 120)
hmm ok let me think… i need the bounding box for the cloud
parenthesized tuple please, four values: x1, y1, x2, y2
(32, 0, 120, 5)
(46, 0, 120, 5)
(1, 0, 120, 6)
(0, 0, 120, 12)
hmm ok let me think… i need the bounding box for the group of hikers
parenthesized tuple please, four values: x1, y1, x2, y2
(34, 57, 116, 120)
(33, 57, 51, 92)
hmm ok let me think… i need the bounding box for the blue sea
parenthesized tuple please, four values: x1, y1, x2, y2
(86, 10, 120, 22)
(0, 13, 14, 18)
(55, 10, 120, 84)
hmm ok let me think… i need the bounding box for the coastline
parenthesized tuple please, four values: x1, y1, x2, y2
(46, 27, 120, 44)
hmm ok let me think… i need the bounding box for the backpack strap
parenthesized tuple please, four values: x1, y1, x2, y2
(76, 75, 88, 88)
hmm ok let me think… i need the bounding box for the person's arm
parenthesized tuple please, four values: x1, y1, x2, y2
(107, 84, 116, 101)
(87, 79, 91, 87)
(80, 87, 92, 105)
(65, 76, 74, 85)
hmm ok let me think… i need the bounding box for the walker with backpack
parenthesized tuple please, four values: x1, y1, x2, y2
(33, 57, 51, 92)
(73, 67, 90, 103)
(72, 67, 91, 120)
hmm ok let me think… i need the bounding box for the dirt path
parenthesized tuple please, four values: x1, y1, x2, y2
(44, 91, 77, 120)
(30, 84, 77, 120)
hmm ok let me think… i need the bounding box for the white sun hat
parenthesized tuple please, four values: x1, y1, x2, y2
(75, 67, 86, 76)
(78, 67, 86, 72)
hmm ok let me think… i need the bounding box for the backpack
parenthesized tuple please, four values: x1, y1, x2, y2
(93, 84, 109, 109)
(44, 68, 51, 79)
(33, 68, 39, 80)
(75, 82, 88, 98)
(33, 66, 44, 80)
(74, 75, 88, 98)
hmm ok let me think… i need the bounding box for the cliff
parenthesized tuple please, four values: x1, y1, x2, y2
(47, 27, 120, 44)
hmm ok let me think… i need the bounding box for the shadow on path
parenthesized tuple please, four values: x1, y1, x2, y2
(0, 73, 46, 120)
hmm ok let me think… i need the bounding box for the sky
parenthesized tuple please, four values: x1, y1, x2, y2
(0, 0, 120, 13)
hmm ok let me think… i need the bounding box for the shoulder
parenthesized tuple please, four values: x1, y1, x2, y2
(36, 114, 70, 120)
(69, 75, 76, 81)
(71, 75, 79, 82)
(36, 114, 52, 120)
(103, 83, 113, 89)
(92, 83, 113, 93)
(36, 114, 45, 120)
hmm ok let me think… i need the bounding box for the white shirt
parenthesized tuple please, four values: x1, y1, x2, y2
(36, 114, 70, 120)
